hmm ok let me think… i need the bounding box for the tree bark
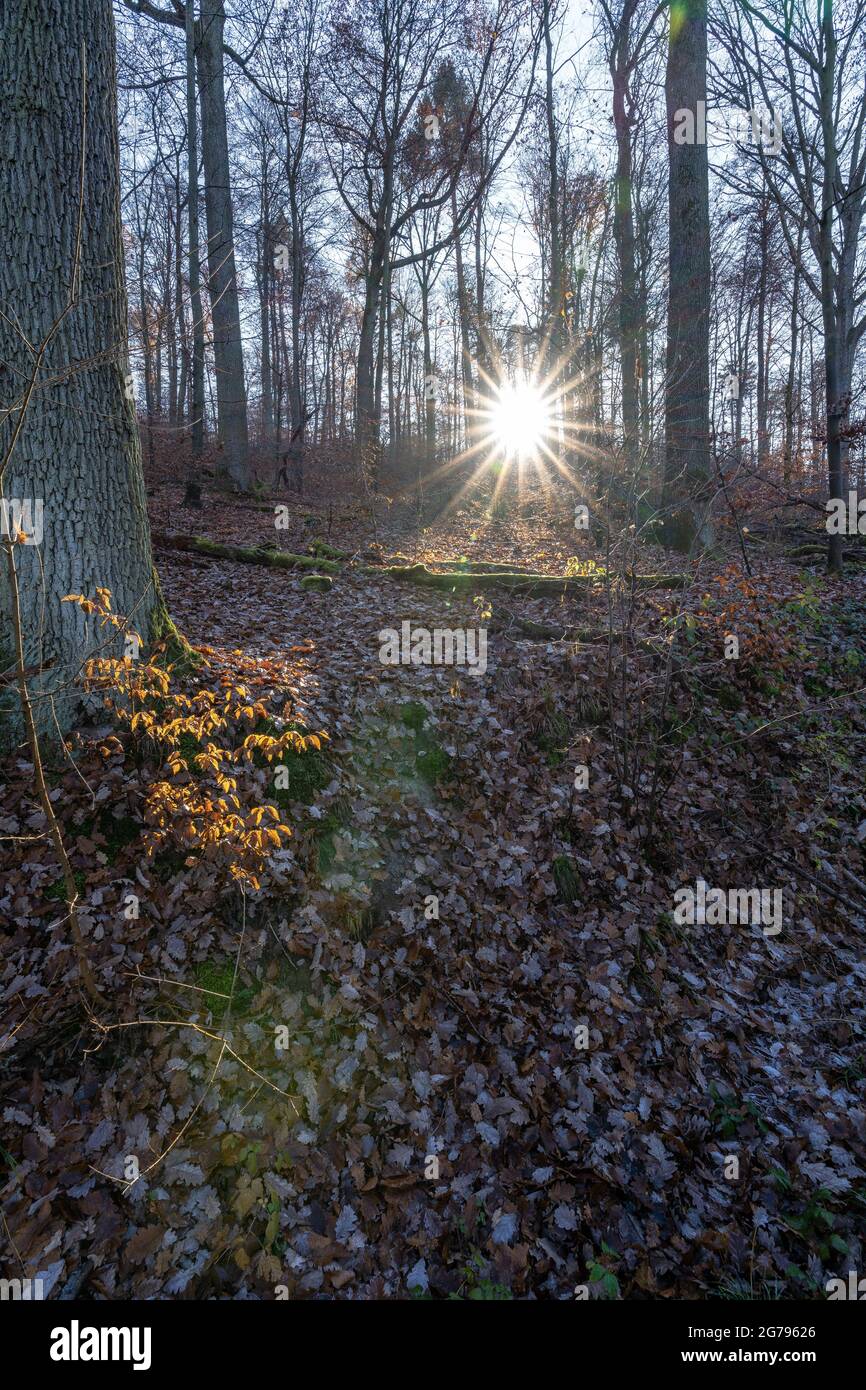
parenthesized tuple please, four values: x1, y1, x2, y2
(0, 0, 165, 742)
(663, 0, 712, 550)
(196, 0, 249, 489)
(186, 0, 206, 461)
(543, 0, 564, 385)
(607, 0, 641, 468)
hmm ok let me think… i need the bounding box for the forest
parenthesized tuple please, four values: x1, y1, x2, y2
(1, 0, 865, 1328)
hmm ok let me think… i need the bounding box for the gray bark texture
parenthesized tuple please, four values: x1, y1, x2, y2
(663, 0, 712, 551)
(0, 0, 164, 743)
(196, 0, 249, 488)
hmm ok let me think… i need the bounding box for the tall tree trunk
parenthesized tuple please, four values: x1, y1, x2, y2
(421, 273, 436, 470)
(543, 0, 564, 384)
(186, 0, 206, 462)
(186, 0, 207, 461)
(355, 229, 387, 481)
(451, 184, 475, 430)
(0, 0, 164, 742)
(257, 149, 274, 449)
(783, 239, 801, 484)
(608, 2, 641, 468)
(288, 184, 304, 460)
(137, 236, 155, 471)
(755, 194, 770, 468)
(663, 0, 712, 550)
(374, 246, 389, 449)
(818, 0, 844, 572)
(196, 0, 249, 489)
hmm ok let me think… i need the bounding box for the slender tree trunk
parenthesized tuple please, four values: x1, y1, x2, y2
(421, 273, 436, 469)
(288, 185, 304, 456)
(186, 0, 205, 462)
(756, 194, 770, 468)
(543, 0, 564, 386)
(137, 239, 155, 471)
(451, 184, 475, 428)
(783, 243, 801, 485)
(257, 154, 274, 449)
(374, 244, 390, 449)
(609, 6, 640, 468)
(663, 0, 712, 550)
(818, 1, 845, 572)
(195, 0, 249, 489)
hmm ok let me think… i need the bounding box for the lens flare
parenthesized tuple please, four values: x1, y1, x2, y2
(488, 380, 552, 460)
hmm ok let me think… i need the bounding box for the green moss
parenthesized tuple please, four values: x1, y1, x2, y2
(399, 701, 428, 733)
(552, 855, 580, 903)
(386, 702, 453, 786)
(270, 729, 332, 808)
(309, 538, 348, 561)
(192, 958, 255, 1020)
(313, 800, 353, 878)
(416, 742, 453, 785)
(44, 869, 87, 903)
(148, 572, 201, 675)
(300, 573, 333, 592)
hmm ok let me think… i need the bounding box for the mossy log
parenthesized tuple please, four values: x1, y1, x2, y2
(440, 558, 539, 575)
(308, 538, 350, 560)
(364, 562, 687, 593)
(785, 543, 866, 561)
(152, 533, 340, 573)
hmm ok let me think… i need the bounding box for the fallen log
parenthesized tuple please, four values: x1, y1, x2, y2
(308, 538, 350, 560)
(785, 543, 866, 561)
(440, 558, 540, 575)
(152, 533, 340, 574)
(364, 562, 687, 593)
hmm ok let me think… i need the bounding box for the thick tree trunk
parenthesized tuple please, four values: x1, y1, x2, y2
(0, 0, 164, 742)
(355, 228, 387, 482)
(663, 0, 712, 551)
(196, 0, 249, 490)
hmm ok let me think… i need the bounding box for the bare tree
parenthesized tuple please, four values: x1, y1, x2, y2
(714, 0, 866, 571)
(663, 0, 712, 549)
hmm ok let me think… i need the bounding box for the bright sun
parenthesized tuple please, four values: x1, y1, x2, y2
(489, 380, 551, 460)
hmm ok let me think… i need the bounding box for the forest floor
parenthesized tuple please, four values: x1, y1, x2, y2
(2, 476, 866, 1300)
